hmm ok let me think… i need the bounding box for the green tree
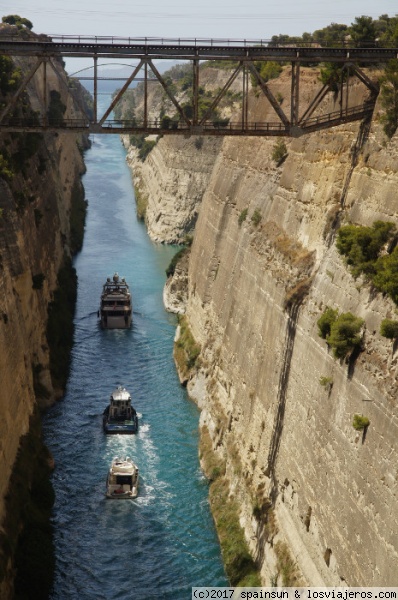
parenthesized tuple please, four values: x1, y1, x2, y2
(317, 307, 338, 339)
(373, 247, 398, 304)
(251, 209, 262, 226)
(327, 312, 364, 359)
(238, 208, 248, 226)
(2, 15, 33, 29)
(271, 139, 287, 164)
(379, 59, 398, 138)
(353, 414, 370, 430)
(319, 63, 346, 92)
(0, 55, 21, 94)
(138, 140, 156, 161)
(378, 15, 398, 47)
(349, 16, 377, 47)
(380, 318, 398, 339)
(336, 221, 396, 278)
(251, 61, 282, 88)
(313, 23, 348, 47)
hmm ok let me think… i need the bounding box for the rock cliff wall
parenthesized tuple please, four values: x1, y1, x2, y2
(0, 24, 88, 594)
(125, 135, 223, 242)
(127, 64, 398, 585)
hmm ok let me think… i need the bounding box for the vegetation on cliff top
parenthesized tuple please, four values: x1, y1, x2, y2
(270, 15, 398, 137)
(2, 14, 33, 30)
(336, 221, 398, 305)
(269, 14, 398, 47)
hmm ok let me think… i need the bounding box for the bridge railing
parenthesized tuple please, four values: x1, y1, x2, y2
(300, 103, 374, 127)
(0, 104, 373, 133)
(0, 33, 271, 46)
(0, 33, 388, 49)
(0, 116, 286, 131)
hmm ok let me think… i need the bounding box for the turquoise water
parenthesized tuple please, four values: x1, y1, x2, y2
(43, 132, 227, 599)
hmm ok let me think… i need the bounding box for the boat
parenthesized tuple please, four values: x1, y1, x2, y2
(106, 456, 139, 499)
(98, 273, 132, 329)
(103, 386, 138, 434)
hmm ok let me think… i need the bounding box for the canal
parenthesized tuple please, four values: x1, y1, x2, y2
(43, 130, 227, 599)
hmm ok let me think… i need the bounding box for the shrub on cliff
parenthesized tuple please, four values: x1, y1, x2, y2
(274, 541, 301, 586)
(238, 208, 248, 226)
(138, 139, 156, 161)
(318, 308, 364, 359)
(336, 221, 398, 305)
(380, 318, 398, 339)
(250, 61, 282, 89)
(336, 221, 396, 278)
(0, 55, 21, 95)
(353, 414, 370, 430)
(317, 307, 338, 339)
(174, 315, 201, 379)
(373, 248, 398, 304)
(327, 312, 364, 359)
(319, 63, 347, 92)
(271, 139, 287, 164)
(166, 247, 188, 278)
(251, 209, 262, 226)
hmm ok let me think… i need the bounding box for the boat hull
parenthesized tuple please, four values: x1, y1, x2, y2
(100, 314, 132, 329)
(106, 486, 138, 499)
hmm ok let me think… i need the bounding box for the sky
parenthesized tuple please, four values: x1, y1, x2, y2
(2, 0, 397, 77)
(3, 0, 398, 40)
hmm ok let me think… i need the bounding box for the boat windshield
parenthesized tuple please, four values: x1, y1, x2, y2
(115, 475, 133, 485)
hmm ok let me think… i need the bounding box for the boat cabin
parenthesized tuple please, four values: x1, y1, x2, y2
(103, 386, 138, 434)
(99, 273, 132, 329)
(106, 457, 138, 498)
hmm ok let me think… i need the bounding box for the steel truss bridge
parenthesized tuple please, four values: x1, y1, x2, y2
(0, 36, 397, 137)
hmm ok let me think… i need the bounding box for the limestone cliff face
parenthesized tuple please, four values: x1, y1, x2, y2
(136, 64, 398, 585)
(126, 135, 222, 242)
(0, 25, 88, 528)
(185, 120, 398, 586)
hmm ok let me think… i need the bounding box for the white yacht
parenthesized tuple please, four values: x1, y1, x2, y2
(105, 457, 139, 499)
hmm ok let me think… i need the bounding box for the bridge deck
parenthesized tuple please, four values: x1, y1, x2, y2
(0, 35, 397, 63)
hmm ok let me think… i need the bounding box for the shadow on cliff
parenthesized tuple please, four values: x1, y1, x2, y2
(264, 301, 301, 504)
(324, 111, 375, 249)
